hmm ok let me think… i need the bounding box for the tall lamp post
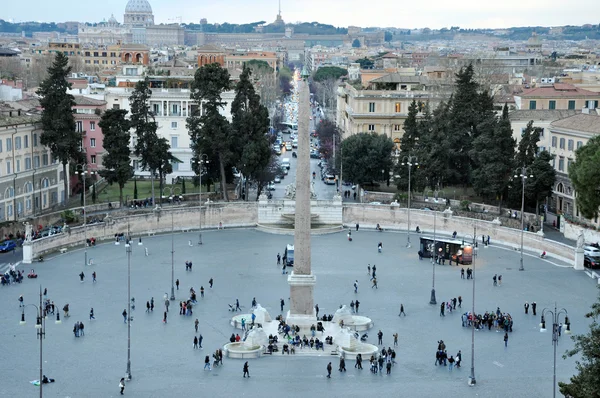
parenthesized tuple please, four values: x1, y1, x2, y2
(125, 223, 132, 380)
(170, 211, 175, 301)
(515, 166, 533, 271)
(75, 165, 95, 267)
(463, 227, 477, 386)
(540, 303, 571, 398)
(194, 154, 209, 245)
(401, 155, 418, 248)
(429, 208, 437, 305)
(20, 285, 61, 398)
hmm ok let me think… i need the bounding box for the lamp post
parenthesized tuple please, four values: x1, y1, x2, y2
(194, 154, 209, 245)
(170, 211, 175, 301)
(515, 166, 533, 271)
(125, 224, 132, 380)
(76, 165, 95, 267)
(463, 226, 477, 386)
(20, 285, 61, 398)
(540, 303, 571, 398)
(429, 208, 437, 305)
(401, 155, 418, 248)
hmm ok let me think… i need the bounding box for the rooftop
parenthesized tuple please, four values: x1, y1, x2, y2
(550, 113, 600, 134)
(508, 109, 583, 121)
(518, 83, 599, 98)
(368, 73, 427, 84)
(73, 96, 107, 106)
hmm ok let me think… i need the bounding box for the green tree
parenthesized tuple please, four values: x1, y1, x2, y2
(418, 101, 454, 189)
(316, 119, 340, 162)
(187, 63, 233, 201)
(313, 66, 348, 82)
(279, 65, 292, 94)
(352, 38, 361, 48)
(394, 100, 422, 192)
(569, 136, 600, 219)
(98, 108, 133, 206)
(37, 52, 80, 204)
(516, 120, 542, 167)
(340, 133, 394, 185)
(231, 65, 272, 200)
(470, 104, 516, 207)
(527, 150, 556, 215)
(384, 31, 393, 42)
(559, 287, 600, 397)
(133, 178, 138, 200)
(356, 57, 374, 69)
(91, 183, 96, 204)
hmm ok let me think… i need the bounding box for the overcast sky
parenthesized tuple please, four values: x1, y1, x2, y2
(6, 0, 600, 29)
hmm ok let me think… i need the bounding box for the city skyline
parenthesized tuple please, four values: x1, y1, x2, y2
(4, 0, 600, 30)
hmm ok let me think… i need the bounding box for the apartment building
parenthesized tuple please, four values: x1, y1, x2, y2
(514, 83, 600, 110)
(73, 96, 107, 171)
(0, 109, 65, 220)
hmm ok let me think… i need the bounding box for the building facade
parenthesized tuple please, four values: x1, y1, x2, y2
(73, 96, 107, 171)
(0, 111, 65, 221)
(514, 83, 600, 111)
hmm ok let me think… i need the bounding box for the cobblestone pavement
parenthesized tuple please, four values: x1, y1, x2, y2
(0, 228, 596, 398)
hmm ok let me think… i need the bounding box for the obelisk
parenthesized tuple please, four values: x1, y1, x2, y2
(286, 67, 316, 326)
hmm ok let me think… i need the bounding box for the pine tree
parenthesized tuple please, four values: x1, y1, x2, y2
(37, 52, 80, 204)
(133, 178, 138, 200)
(98, 108, 133, 206)
(569, 136, 600, 219)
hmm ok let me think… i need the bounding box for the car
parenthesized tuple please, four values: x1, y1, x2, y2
(584, 255, 600, 269)
(285, 143, 292, 151)
(267, 183, 276, 191)
(282, 167, 289, 175)
(0, 240, 16, 252)
(274, 176, 282, 183)
(584, 246, 600, 257)
(310, 151, 320, 159)
(292, 140, 298, 148)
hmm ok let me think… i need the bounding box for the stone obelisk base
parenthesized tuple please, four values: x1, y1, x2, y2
(574, 248, 584, 271)
(22, 242, 33, 264)
(286, 272, 317, 328)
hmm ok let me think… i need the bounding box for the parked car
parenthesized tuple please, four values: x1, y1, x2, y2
(285, 142, 292, 151)
(267, 183, 276, 191)
(0, 240, 16, 253)
(584, 255, 600, 269)
(310, 151, 320, 159)
(274, 176, 282, 183)
(584, 246, 600, 257)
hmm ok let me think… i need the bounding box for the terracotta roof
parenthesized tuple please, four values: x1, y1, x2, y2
(369, 73, 426, 84)
(509, 109, 582, 121)
(73, 96, 106, 106)
(519, 83, 599, 98)
(550, 113, 600, 134)
(197, 44, 224, 53)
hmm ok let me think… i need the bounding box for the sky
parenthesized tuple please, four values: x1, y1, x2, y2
(5, 0, 600, 29)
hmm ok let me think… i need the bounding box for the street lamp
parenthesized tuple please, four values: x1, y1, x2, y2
(463, 226, 477, 386)
(75, 165, 95, 267)
(20, 285, 61, 398)
(401, 155, 418, 248)
(540, 303, 571, 398)
(170, 211, 175, 301)
(515, 166, 533, 271)
(194, 154, 209, 245)
(429, 208, 437, 305)
(125, 226, 132, 380)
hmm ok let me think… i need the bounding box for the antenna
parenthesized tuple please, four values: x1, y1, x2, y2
(279, 0, 281, 16)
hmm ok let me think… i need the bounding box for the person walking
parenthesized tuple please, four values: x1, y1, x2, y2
(236, 299, 241, 312)
(315, 304, 320, 318)
(280, 298, 285, 312)
(355, 353, 363, 369)
(456, 350, 462, 368)
(209, 278, 213, 288)
(119, 377, 125, 395)
(204, 355, 211, 370)
(350, 300, 355, 313)
(89, 308, 95, 320)
(493, 274, 497, 286)
(18, 295, 24, 307)
(498, 275, 502, 286)
(532, 301, 537, 316)
(371, 277, 378, 289)
(200, 287, 205, 298)
(122, 309, 127, 323)
(377, 330, 383, 345)
(175, 279, 180, 290)
(193, 336, 198, 349)
(367, 264, 371, 275)
(243, 361, 250, 378)
(393, 333, 398, 346)
(195, 318, 199, 333)
(504, 332, 509, 347)
(461, 268, 465, 279)
(198, 333, 203, 349)
(163, 311, 167, 324)
(326, 362, 332, 378)
(277, 253, 281, 265)
(354, 301, 359, 313)
(399, 304, 406, 316)
(440, 303, 445, 317)
(339, 356, 346, 372)
(354, 280, 358, 293)
(92, 272, 96, 283)
(524, 302, 529, 314)
(150, 297, 154, 311)
(79, 272, 85, 282)
(448, 355, 455, 371)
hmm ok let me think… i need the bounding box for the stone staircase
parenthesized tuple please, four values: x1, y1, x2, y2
(264, 341, 338, 357)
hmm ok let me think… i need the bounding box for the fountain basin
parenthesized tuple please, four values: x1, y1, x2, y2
(338, 343, 379, 360)
(230, 314, 253, 329)
(345, 316, 374, 331)
(224, 342, 264, 359)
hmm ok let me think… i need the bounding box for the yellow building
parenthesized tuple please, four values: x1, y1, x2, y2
(514, 83, 600, 111)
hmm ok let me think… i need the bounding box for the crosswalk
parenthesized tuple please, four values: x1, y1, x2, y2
(0, 261, 22, 275)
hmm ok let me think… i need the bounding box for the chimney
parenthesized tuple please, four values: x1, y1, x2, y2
(582, 107, 590, 114)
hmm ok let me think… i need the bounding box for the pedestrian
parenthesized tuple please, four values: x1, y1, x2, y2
(209, 278, 213, 288)
(18, 295, 23, 307)
(461, 268, 465, 279)
(355, 353, 363, 369)
(200, 287, 204, 298)
(354, 280, 358, 293)
(367, 264, 371, 275)
(280, 298, 285, 312)
(326, 362, 332, 378)
(43, 288, 47, 297)
(146, 301, 150, 312)
(339, 356, 346, 371)
(372, 277, 377, 289)
(377, 330, 383, 345)
(252, 297, 257, 308)
(195, 318, 199, 333)
(458, 296, 462, 308)
(440, 303, 445, 317)
(498, 275, 502, 286)
(356, 223, 359, 231)
(176, 279, 179, 290)
(122, 309, 127, 323)
(399, 304, 406, 316)
(393, 333, 398, 346)
(236, 299, 241, 312)
(504, 332, 508, 347)
(89, 308, 95, 320)
(386, 361, 392, 375)
(241, 318, 246, 331)
(282, 263, 287, 274)
(456, 350, 462, 368)
(493, 274, 497, 286)
(277, 253, 281, 265)
(198, 334, 203, 349)
(193, 336, 198, 349)
(92, 272, 96, 283)
(524, 302, 529, 314)
(532, 301, 537, 316)
(119, 377, 125, 395)
(355, 300, 359, 313)
(243, 361, 250, 378)
(315, 304, 319, 318)
(79, 271, 85, 282)
(487, 235, 490, 245)
(448, 355, 455, 371)
(204, 355, 211, 370)
(163, 311, 167, 324)
(350, 300, 355, 313)
(145, 247, 149, 256)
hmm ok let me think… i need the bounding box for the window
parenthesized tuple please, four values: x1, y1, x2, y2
(6, 161, 10, 174)
(15, 137, 21, 149)
(171, 136, 178, 148)
(16, 159, 20, 172)
(90, 121, 95, 131)
(171, 161, 179, 171)
(529, 100, 537, 110)
(568, 139, 574, 151)
(549, 100, 556, 110)
(368, 124, 375, 131)
(112, 104, 120, 110)
(171, 121, 178, 129)
(6, 138, 12, 151)
(394, 125, 401, 131)
(25, 181, 33, 193)
(90, 155, 96, 164)
(42, 154, 49, 166)
(25, 158, 31, 170)
(24, 135, 28, 148)
(539, 129, 544, 137)
(567, 158, 573, 172)
(5, 187, 14, 198)
(0, 139, 3, 152)
(568, 100, 576, 110)
(558, 156, 565, 171)
(551, 136, 557, 147)
(76, 121, 83, 132)
(7, 204, 12, 218)
(33, 133, 37, 147)
(577, 141, 583, 149)
(34, 156, 40, 168)
(369, 102, 375, 112)
(42, 178, 50, 188)
(153, 104, 160, 115)
(90, 138, 96, 148)
(559, 138, 565, 149)
(394, 102, 401, 113)
(171, 104, 179, 116)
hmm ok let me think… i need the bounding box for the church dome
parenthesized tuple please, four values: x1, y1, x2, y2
(108, 14, 118, 24)
(125, 0, 153, 14)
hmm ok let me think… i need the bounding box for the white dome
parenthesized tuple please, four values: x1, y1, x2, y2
(125, 0, 152, 14)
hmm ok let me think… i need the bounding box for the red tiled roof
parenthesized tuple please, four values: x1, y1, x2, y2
(519, 83, 599, 98)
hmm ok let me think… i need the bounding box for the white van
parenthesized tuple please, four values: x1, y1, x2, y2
(282, 158, 291, 170)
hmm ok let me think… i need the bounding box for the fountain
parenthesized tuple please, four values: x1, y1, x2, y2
(333, 305, 374, 331)
(230, 304, 272, 329)
(334, 327, 378, 360)
(224, 327, 268, 358)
